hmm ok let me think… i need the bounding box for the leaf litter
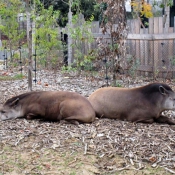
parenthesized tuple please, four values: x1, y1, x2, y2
(0, 69, 175, 175)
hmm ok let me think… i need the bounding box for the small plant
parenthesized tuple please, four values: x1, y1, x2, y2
(0, 73, 25, 81)
(154, 68, 160, 80)
(127, 55, 140, 78)
(13, 73, 25, 79)
(170, 55, 175, 66)
(115, 81, 123, 87)
(61, 65, 77, 74)
(36, 165, 43, 171)
(70, 14, 95, 74)
(129, 59, 140, 77)
(69, 172, 76, 175)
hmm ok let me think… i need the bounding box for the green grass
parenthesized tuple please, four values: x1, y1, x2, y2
(0, 74, 26, 81)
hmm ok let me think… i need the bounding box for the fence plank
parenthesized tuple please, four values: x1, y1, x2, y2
(91, 21, 100, 52)
(152, 17, 159, 78)
(134, 20, 140, 73)
(158, 17, 163, 77)
(149, 18, 154, 34)
(127, 19, 132, 33)
(135, 19, 140, 34)
(140, 27, 146, 76)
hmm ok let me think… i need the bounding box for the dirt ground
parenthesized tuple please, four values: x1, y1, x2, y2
(0, 70, 175, 175)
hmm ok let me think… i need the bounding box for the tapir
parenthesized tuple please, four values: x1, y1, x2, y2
(0, 91, 95, 123)
(88, 83, 175, 124)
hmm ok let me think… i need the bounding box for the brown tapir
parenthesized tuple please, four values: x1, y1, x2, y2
(0, 91, 95, 123)
(88, 83, 175, 124)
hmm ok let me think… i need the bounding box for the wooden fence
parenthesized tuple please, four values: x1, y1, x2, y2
(90, 17, 175, 78)
(126, 17, 175, 78)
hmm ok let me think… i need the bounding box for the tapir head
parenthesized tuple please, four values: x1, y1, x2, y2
(141, 83, 175, 112)
(158, 84, 175, 111)
(0, 98, 23, 121)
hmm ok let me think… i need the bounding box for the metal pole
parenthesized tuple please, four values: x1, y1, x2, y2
(18, 46, 22, 74)
(103, 52, 109, 87)
(3, 47, 7, 69)
(33, 35, 38, 84)
(18, 16, 22, 75)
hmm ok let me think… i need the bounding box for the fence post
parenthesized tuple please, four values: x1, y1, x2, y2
(26, 10, 32, 91)
(68, 0, 73, 65)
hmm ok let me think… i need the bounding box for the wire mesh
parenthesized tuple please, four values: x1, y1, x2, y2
(125, 39, 175, 79)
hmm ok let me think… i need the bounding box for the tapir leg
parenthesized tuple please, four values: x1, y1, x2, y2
(26, 113, 41, 120)
(128, 110, 154, 124)
(26, 104, 45, 119)
(59, 100, 95, 123)
(154, 115, 175, 125)
(132, 117, 154, 124)
(62, 117, 82, 125)
(64, 115, 95, 124)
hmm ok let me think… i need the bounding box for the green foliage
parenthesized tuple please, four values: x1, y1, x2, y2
(8, 51, 20, 68)
(79, 0, 101, 21)
(158, 0, 173, 8)
(129, 59, 140, 77)
(170, 55, 175, 66)
(40, 0, 101, 27)
(99, 2, 108, 24)
(114, 81, 123, 87)
(32, 0, 62, 69)
(70, 14, 95, 73)
(61, 65, 77, 73)
(127, 56, 140, 78)
(0, 0, 62, 69)
(0, 0, 26, 59)
(0, 73, 25, 81)
(13, 73, 25, 79)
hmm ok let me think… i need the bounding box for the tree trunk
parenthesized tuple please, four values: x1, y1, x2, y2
(68, 0, 73, 65)
(26, 11, 33, 91)
(28, 31, 32, 91)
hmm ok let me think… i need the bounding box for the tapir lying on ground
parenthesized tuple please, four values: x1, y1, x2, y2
(0, 91, 95, 123)
(88, 83, 175, 125)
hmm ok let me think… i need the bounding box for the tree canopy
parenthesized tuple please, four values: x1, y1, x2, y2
(40, 0, 101, 27)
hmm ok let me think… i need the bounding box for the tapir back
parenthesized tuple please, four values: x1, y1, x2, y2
(89, 87, 140, 119)
(88, 83, 175, 124)
(0, 91, 95, 123)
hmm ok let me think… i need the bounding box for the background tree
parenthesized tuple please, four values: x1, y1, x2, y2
(131, 0, 173, 27)
(0, 0, 62, 90)
(25, 0, 33, 91)
(32, 0, 62, 69)
(58, 0, 96, 68)
(0, 0, 26, 61)
(97, 0, 128, 86)
(40, 0, 101, 27)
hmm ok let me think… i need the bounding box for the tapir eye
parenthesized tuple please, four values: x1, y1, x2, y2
(1, 110, 6, 113)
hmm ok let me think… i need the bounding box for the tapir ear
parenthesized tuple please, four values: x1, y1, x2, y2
(10, 98, 19, 107)
(159, 86, 168, 95)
